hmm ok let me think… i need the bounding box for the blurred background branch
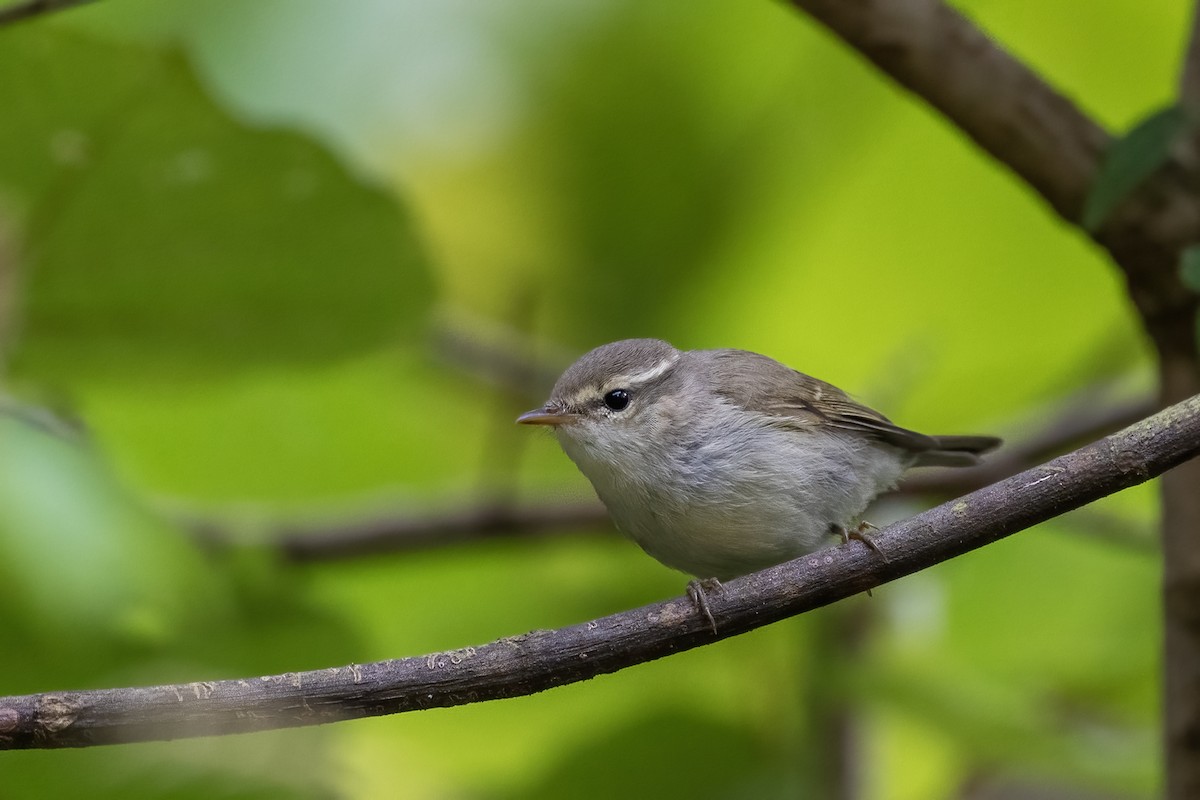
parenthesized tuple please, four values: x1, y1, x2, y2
(790, 0, 1199, 350)
(788, 0, 1110, 223)
(0, 0, 95, 27)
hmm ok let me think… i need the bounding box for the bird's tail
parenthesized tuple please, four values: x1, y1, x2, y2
(913, 435, 1003, 468)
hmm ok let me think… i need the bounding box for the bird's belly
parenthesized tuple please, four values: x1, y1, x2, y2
(614, 497, 827, 581)
(594, 429, 907, 580)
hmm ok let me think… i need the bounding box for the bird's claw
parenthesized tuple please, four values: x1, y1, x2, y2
(849, 521, 889, 562)
(832, 521, 889, 598)
(686, 578, 723, 634)
(834, 521, 890, 563)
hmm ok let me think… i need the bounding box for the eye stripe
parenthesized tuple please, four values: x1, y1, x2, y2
(563, 353, 681, 407)
(610, 354, 680, 389)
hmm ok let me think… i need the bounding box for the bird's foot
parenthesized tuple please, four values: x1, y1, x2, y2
(833, 521, 889, 562)
(832, 521, 889, 598)
(850, 521, 889, 561)
(686, 577, 724, 634)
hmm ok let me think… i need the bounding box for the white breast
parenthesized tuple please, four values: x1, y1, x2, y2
(559, 400, 909, 580)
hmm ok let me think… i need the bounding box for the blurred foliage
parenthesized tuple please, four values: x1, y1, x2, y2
(1083, 104, 1192, 231)
(0, 0, 1187, 798)
(1, 28, 428, 378)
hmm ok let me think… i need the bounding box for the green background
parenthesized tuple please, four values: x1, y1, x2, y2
(0, 1, 1179, 797)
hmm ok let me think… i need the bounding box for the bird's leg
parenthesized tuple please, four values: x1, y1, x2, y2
(686, 577, 723, 634)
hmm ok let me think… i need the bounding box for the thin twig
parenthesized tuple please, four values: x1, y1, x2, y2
(266, 501, 609, 562)
(429, 319, 567, 403)
(0, 0, 96, 27)
(2, 393, 1197, 749)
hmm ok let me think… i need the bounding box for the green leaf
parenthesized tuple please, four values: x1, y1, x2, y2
(1182, 247, 1200, 353)
(1082, 105, 1190, 232)
(0, 27, 432, 379)
(0, 414, 223, 647)
(1182, 245, 1200, 293)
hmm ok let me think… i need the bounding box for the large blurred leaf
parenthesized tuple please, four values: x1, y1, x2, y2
(0, 407, 361, 679)
(0, 25, 430, 377)
(0, 412, 222, 650)
(1181, 246, 1200, 293)
(0, 408, 360, 798)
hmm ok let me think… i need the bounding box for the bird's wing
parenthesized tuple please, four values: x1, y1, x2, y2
(701, 348, 939, 453)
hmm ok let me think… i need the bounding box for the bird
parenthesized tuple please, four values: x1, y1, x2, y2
(517, 338, 1000, 618)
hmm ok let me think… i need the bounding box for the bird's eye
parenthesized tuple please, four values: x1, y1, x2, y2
(603, 389, 631, 411)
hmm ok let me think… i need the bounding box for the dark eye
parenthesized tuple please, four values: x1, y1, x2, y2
(603, 389, 631, 411)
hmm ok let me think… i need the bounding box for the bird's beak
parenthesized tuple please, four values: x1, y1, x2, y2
(516, 404, 576, 426)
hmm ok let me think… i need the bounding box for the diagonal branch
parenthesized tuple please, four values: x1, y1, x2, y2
(3, 393, 1198, 750)
(791, 0, 1106, 223)
(788, 0, 1200, 354)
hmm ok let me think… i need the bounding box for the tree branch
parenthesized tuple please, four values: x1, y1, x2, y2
(790, 0, 1105, 223)
(429, 320, 567, 403)
(1181, 1, 1200, 116)
(266, 500, 610, 562)
(3, 393, 1198, 750)
(0, 0, 96, 27)
(788, 0, 1200, 357)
